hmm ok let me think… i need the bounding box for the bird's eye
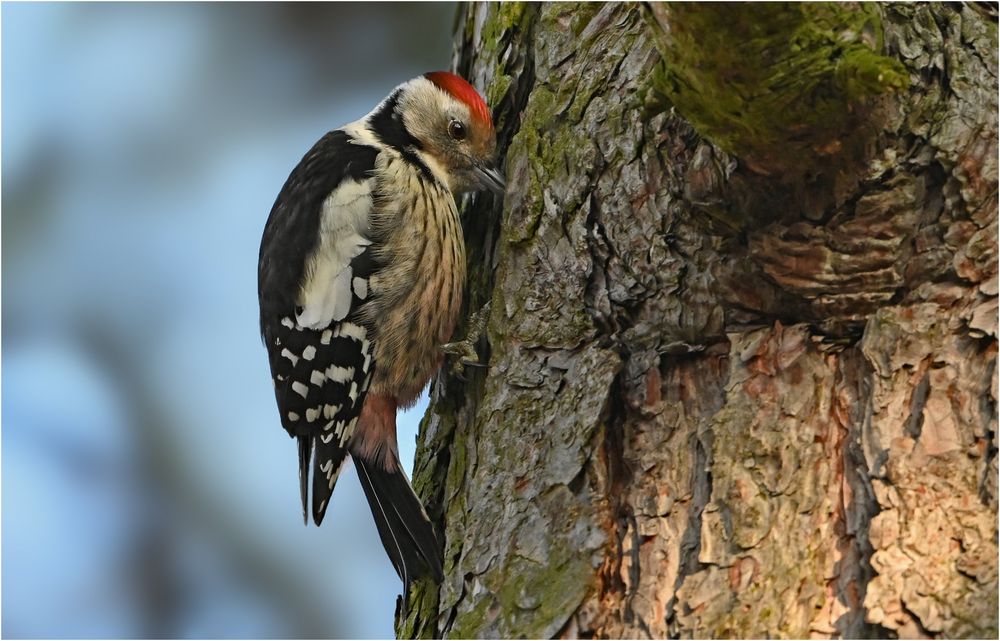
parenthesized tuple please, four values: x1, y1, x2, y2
(448, 119, 467, 141)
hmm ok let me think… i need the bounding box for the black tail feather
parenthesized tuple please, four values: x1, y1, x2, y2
(297, 436, 312, 525)
(312, 437, 349, 526)
(354, 454, 444, 591)
(297, 432, 350, 527)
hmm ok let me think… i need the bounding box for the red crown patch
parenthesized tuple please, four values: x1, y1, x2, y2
(424, 71, 493, 130)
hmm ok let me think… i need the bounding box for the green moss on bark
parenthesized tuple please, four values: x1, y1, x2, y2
(646, 3, 907, 176)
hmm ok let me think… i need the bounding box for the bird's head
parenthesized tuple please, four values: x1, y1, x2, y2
(391, 71, 504, 197)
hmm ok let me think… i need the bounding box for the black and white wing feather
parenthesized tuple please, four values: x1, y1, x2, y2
(258, 129, 380, 525)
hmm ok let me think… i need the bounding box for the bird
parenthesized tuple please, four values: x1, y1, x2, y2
(257, 71, 503, 594)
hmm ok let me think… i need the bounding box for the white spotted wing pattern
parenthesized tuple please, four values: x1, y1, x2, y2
(258, 131, 382, 525)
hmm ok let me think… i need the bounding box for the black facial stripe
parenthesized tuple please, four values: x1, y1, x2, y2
(370, 90, 421, 151)
(368, 89, 437, 184)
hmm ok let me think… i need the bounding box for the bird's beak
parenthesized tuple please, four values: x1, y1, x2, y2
(474, 162, 506, 196)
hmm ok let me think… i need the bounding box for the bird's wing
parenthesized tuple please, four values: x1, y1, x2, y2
(258, 129, 381, 524)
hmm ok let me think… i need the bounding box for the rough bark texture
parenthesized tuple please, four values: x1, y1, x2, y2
(402, 3, 998, 639)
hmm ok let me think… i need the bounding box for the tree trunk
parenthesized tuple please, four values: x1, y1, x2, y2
(402, 3, 998, 638)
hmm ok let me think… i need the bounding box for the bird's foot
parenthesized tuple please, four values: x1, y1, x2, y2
(441, 301, 491, 377)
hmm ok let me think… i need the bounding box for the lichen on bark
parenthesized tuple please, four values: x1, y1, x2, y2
(403, 3, 998, 639)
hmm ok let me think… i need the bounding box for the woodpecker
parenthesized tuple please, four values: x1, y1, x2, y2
(258, 72, 502, 591)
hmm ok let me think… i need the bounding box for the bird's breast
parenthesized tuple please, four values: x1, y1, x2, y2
(363, 164, 466, 405)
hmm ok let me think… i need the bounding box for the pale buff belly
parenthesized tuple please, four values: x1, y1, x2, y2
(369, 233, 465, 406)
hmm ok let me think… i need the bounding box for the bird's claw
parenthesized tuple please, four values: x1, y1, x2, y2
(440, 301, 491, 377)
(440, 340, 482, 364)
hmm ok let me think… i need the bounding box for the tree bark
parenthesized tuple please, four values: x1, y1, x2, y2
(402, 3, 998, 638)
